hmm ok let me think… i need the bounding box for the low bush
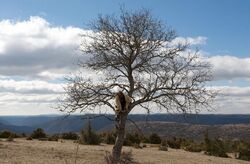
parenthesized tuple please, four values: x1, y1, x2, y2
(79, 120, 101, 145)
(141, 136, 150, 143)
(61, 132, 78, 140)
(123, 132, 143, 146)
(48, 134, 59, 141)
(21, 133, 26, 137)
(167, 137, 181, 149)
(38, 138, 48, 141)
(31, 128, 47, 139)
(237, 141, 250, 161)
(204, 136, 228, 158)
(184, 143, 203, 152)
(159, 139, 168, 151)
(80, 131, 101, 145)
(26, 136, 33, 140)
(123, 137, 132, 146)
(0, 131, 18, 138)
(101, 131, 116, 144)
(149, 133, 161, 144)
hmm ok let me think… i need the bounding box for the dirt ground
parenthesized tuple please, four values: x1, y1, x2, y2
(0, 138, 249, 164)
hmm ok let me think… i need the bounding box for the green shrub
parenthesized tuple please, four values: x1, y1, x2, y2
(178, 138, 204, 152)
(123, 132, 143, 146)
(38, 138, 48, 141)
(141, 136, 150, 143)
(0, 131, 13, 138)
(205, 139, 228, 157)
(159, 139, 168, 151)
(80, 131, 101, 145)
(237, 141, 250, 161)
(167, 137, 181, 149)
(100, 131, 116, 144)
(26, 136, 33, 140)
(159, 146, 168, 151)
(61, 132, 78, 140)
(102, 131, 144, 147)
(31, 128, 47, 139)
(149, 133, 161, 144)
(48, 134, 59, 141)
(123, 137, 132, 146)
(0, 131, 20, 138)
(204, 131, 228, 158)
(184, 143, 203, 152)
(79, 120, 101, 145)
(126, 132, 141, 145)
(21, 133, 26, 137)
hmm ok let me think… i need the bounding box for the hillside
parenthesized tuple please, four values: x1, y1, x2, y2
(0, 138, 249, 164)
(0, 114, 250, 141)
(0, 122, 35, 134)
(125, 122, 250, 141)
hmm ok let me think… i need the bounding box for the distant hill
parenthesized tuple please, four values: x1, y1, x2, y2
(0, 114, 115, 134)
(0, 114, 250, 141)
(124, 121, 250, 141)
(128, 114, 250, 125)
(0, 122, 35, 133)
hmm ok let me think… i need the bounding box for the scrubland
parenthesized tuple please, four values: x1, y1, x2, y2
(0, 139, 249, 164)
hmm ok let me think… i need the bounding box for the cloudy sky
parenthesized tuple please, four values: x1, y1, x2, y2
(0, 0, 249, 115)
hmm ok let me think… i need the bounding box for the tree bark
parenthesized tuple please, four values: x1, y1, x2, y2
(112, 112, 128, 163)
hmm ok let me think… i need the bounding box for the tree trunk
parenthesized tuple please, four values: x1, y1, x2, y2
(112, 112, 128, 163)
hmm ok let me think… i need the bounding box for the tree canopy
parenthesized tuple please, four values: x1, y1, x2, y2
(61, 9, 214, 115)
(60, 8, 215, 162)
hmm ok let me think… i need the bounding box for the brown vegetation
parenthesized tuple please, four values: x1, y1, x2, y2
(0, 138, 249, 164)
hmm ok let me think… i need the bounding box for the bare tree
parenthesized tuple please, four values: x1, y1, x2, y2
(60, 9, 215, 163)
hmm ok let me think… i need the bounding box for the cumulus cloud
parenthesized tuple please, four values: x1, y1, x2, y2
(0, 92, 58, 103)
(0, 79, 64, 115)
(169, 39, 250, 81)
(0, 16, 86, 78)
(1, 16, 248, 82)
(217, 86, 250, 97)
(0, 17, 209, 80)
(0, 102, 60, 115)
(0, 79, 64, 94)
(208, 55, 250, 80)
(0, 16, 249, 115)
(170, 36, 207, 46)
(206, 86, 250, 114)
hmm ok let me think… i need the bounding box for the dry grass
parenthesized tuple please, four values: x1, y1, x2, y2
(0, 138, 249, 164)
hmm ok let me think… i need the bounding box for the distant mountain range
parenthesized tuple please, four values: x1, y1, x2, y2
(0, 114, 250, 141)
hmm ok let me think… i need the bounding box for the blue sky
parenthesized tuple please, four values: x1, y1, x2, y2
(1, 0, 250, 56)
(0, 0, 249, 115)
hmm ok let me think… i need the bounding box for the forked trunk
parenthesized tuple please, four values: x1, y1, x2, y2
(112, 112, 128, 163)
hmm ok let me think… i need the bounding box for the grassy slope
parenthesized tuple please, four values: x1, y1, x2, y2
(0, 139, 249, 164)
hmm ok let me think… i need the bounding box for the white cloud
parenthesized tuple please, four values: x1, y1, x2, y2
(0, 92, 58, 103)
(217, 86, 250, 97)
(207, 86, 250, 114)
(208, 55, 250, 80)
(0, 79, 65, 115)
(0, 16, 83, 53)
(0, 79, 64, 94)
(0, 16, 86, 79)
(0, 16, 249, 115)
(170, 36, 207, 46)
(0, 102, 60, 115)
